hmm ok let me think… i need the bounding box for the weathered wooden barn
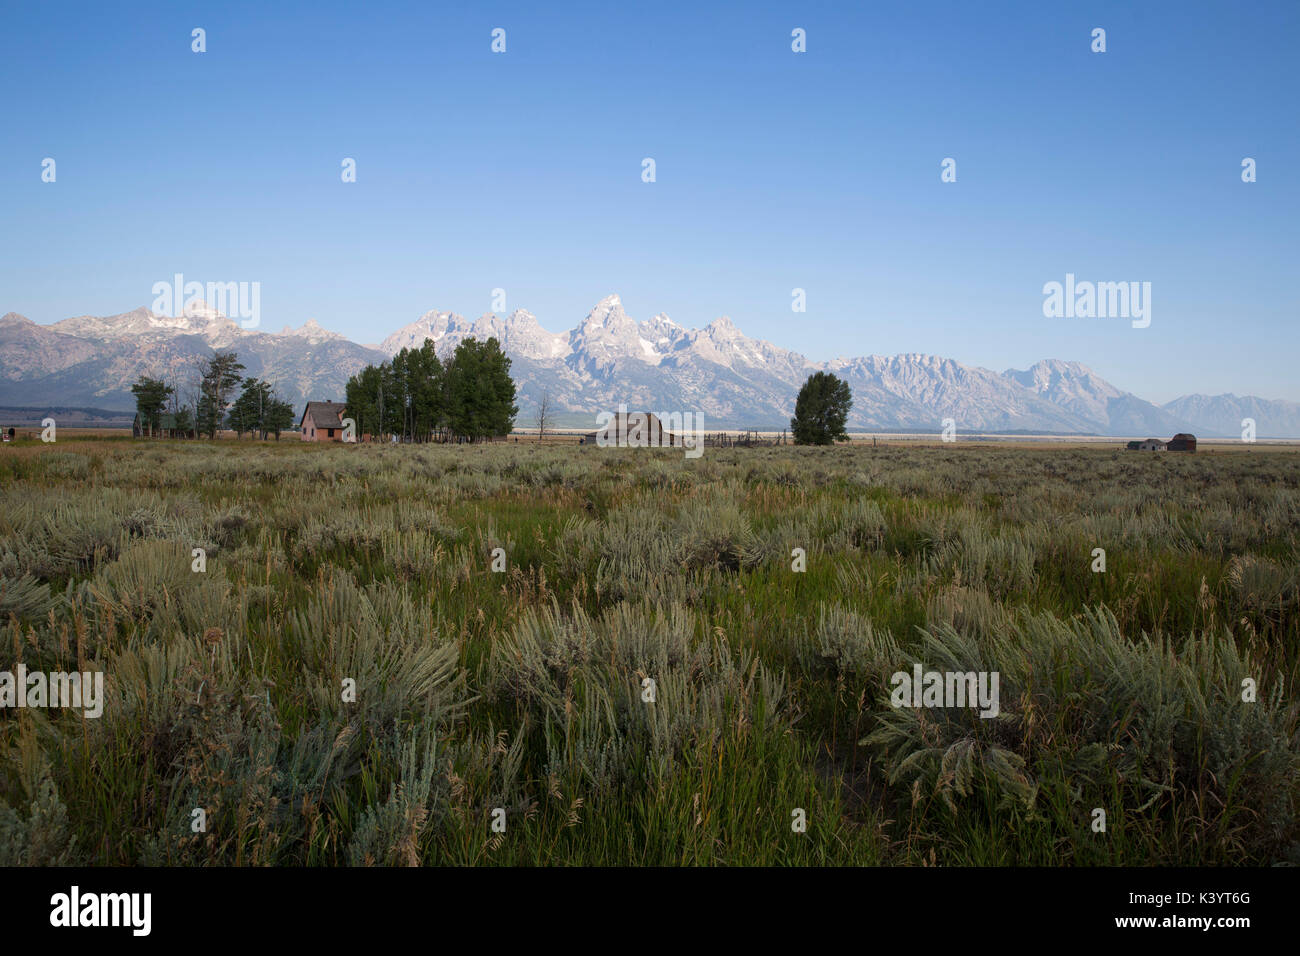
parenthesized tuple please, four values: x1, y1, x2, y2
(582, 412, 682, 447)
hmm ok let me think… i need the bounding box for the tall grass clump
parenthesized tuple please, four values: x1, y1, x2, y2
(862, 607, 1298, 862)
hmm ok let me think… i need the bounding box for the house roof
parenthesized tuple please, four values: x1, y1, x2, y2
(300, 401, 346, 429)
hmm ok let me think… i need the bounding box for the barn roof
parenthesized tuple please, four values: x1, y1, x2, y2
(600, 412, 665, 429)
(584, 411, 683, 445)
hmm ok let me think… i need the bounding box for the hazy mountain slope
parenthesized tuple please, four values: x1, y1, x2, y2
(1004, 359, 1183, 436)
(2, 297, 1295, 436)
(828, 354, 1091, 433)
(1161, 394, 1300, 439)
(0, 307, 386, 410)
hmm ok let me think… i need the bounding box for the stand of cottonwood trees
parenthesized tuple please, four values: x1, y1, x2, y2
(345, 336, 518, 442)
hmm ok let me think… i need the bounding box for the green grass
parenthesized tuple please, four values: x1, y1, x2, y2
(0, 438, 1296, 865)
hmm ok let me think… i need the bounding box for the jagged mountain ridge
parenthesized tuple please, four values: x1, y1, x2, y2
(1161, 393, 1300, 440)
(0, 304, 387, 413)
(1, 296, 1295, 436)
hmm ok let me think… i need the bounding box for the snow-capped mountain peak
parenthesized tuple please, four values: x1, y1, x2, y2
(49, 304, 243, 344)
(568, 295, 648, 368)
(180, 299, 226, 321)
(378, 310, 466, 354)
(705, 315, 740, 337)
(275, 318, 345, 345)
(5, 294, 1298, 437)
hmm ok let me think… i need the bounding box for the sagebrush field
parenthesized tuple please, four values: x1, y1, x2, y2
(1, 438, 1297, 865)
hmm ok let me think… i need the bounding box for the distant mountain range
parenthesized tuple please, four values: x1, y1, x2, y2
(3, 296, 1298, 437)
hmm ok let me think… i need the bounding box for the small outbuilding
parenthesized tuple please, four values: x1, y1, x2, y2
(299, 401, 349, 441)
(133, 412, 193, 439)
(1126, 433, 1196, 453)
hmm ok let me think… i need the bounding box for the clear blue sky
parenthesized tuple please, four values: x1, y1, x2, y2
(2, 0, 1296, 403)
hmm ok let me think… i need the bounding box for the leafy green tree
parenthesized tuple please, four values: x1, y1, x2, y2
(384, 342, 446, 440)
(172, 406, 194, 438)
(227, 379, 262, 437)
(345, 336, 515, 442)
(444, 337, 517, 440)
(265, 397, 295, 440)
(227, 378, 296, 439)
(790, 371, 852, 445)
(196, 351, 246, 438)
(345, 363, 399, 440)
(399, 338, 445, 439)
(226, 378, 267, 438)
(130, 377, 173, 437)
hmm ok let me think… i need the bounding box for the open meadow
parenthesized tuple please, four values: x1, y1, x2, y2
(1, 438, 1297, 865)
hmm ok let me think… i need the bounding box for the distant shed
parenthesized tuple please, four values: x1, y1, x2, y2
(133, 411, 192, 439)
(1167, 433, 1197, 453)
